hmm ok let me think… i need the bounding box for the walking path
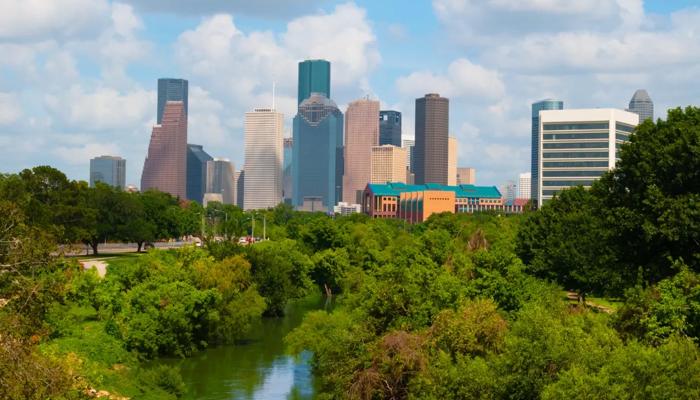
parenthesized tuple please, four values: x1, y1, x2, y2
(81, 259, 109, 278)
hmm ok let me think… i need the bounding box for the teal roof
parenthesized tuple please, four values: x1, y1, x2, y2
(366, 182, 502, 199)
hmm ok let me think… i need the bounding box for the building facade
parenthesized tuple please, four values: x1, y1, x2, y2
(415, 93, 449, 185)
(379, 110, 402, 147)
(235, 170, 244, 208)
(206, 159, 235, 205)
(283, 138, 293, 203)
(371, 145, 407, 184)
(456, 167, 476, 185)
(244, 108, 283, 210)
(90, 155, 126, 189)
(531, 99, 564, 204)
(343, 98, 380, 204)
(141, 101, 187, 198)
(292, 93, 344, 211)
(186, 144, 212, 204)
(518, 172, 531, 200)
(298, 59, 331, 105)
(628, 89, 654, 122)
(448, 136, 458, 186)
(538, 108, 639, 207)
(402, 139, 415, 171)
(157, 78, 188, 124)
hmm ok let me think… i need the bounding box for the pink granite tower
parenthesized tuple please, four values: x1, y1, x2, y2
(342, 98, 380, 204)
(141, 101, 187, 198)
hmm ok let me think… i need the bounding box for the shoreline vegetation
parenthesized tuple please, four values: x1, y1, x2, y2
(1, 107, 699, 399)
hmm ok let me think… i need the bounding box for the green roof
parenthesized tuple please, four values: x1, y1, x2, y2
(366, 182, 502, 199)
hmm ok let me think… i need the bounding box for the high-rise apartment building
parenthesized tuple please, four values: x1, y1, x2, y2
(448, 136, 458, 186)
(157, 78, 188, 124)
(518, 172, 531, 200)
(298, 60, 330, 105)
(537, 108, 639, 207)
(244, 108, 283, 210)
(531, 99, 564, 203)
(283, 138, 293, 202)
(292, 93, 344, 211)
(206, 158, 235, 205)
(379, 110, 402, 147)
(371, 145, 407, 184)
(343, 98, 380, 204)
(628, 89, 654, 122)
(141, 101, 187, 198)
(415, 93, 449, 185)
(186, 144, 212, 204)
(90, 155, 126, 189)
(456, 167, 475, 185)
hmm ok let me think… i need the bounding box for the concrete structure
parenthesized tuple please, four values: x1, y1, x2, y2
(298, 59, 330, 105)
(371, 145, 407, 184)
(141, 101, 187, 198)
(402, 138, 415, 171)
(379, 110, 402, 147)
(334, 202, 362, 216)
(244, 108, 283, 210)
(628, 89, 654, 122)
(157, 78, 188, 124)
(90, 155, 126, 189)
(206, 159, 235, 205)
(186, 144, 212, 204)
(456, 167, 476, 185)
(292, 93, 344, 210)
(235, 170, 244, 208)
(415, 93, 449, 185)
(531, 99, 564, 204)
(283, 138, 293, 202)
(202, 192, 224, 207)
(538, 108, 639, 207)
(518, 172, 531, 200)
(343, 98, 380, 204)
(448, 136, 457, 186)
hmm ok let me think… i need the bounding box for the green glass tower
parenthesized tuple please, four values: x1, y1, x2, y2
(297, 59, 330, 105)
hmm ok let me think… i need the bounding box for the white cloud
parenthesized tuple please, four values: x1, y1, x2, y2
(52, 142, 121, 166)
(0, 93, 22, 124)
(121, 0, 329, 18)
(0, 0, 110, 40)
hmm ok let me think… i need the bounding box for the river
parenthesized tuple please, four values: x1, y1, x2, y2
(158, 295, 328, 399)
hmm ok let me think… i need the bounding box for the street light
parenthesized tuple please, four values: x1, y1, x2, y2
(210, 208, 229, 240)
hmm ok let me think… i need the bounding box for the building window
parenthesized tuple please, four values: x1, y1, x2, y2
(543, 122, 609, 131)
(543, 152, 609, 159)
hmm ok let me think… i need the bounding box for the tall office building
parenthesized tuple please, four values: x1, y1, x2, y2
(531, 99, 564, 204)
(371, 145, 407, 184)
(379, 110, 402, 147)
(537, 108, 639, 207)
(456, 167, 476, 185)
(448, 136, 458, 186)
(402, 139, 415, 171)
(500, 180, 516, 205)
(298, 59, 331, 105)
(206, 158, 235, 205)
(141, 101, 187, 198)
(292, 93, 344, 211)
(283, 138, 293, 202)
(628, 89, 654, 122)
(235, 170, 244, 208)
(244, 108, 284, 210)
(415, 93, 449, 185)
(518, 172, 531, 200)
(90, 155, 126, 189)
(343, 98, 380, 204)
(186, 144, 212, 203)
(157, 78, 188, 124)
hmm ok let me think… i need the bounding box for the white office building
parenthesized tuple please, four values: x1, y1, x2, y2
(244, 108, 283, 210)
(518, 172, 531, 200)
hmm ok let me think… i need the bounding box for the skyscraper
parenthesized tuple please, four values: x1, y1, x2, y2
(235, 170, 244, 208)
(141, 101, 187, 198)
(379, 110, 402, 147)
(244, 108, 283, 210)
(518, 172, 531, 200)
(402, 139, 415, 171)
(628, 89, 654, 122)
(456, 167, 476, 185)
(371, 145, 407, 184)
(90, 155, 126, 189)
(157, 78, 188, 124)
(186, 144, 212, 204)
(298, 60, 330, 105)
(343, 98, 380, 204)
(531, 99, 564, 203)
(283, 138, 293, 202)
(414, 93, 449, 185)
(206, 158, 235, 205)
(292, 93, 344, 211)
(448, 136, 458, 186)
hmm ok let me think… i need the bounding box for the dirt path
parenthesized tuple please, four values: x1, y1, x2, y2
(81, 260, 108, 278)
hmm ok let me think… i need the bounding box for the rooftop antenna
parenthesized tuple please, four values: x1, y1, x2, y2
(272, 81, 276, 110)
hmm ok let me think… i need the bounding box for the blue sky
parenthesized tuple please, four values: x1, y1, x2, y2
(1, 0, 699, 187)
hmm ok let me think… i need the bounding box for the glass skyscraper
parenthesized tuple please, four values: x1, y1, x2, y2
(379, 110, 402, 147)
(90, 155, 126, 189)
(157, 78, 188, 124)
(628, 89, 654, 122)
(283, 138, 293, 202)
(297, 60, 330, 105)
(186, 144, 212, 204)
(531, 99, 564, 203)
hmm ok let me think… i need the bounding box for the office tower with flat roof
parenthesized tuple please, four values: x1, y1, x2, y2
(292, 93, 344, 211)
(298, 59, 330, 105)
(141, 101, 187, 198)
(379, 110, 401, 147)
(235, 170, 244, 208)
(415, 93, 449, 185)
(518, 172, 531, 200)
(538, 108, 639, 207)
(371, 145, 407, 184)
(628, 89, 654, 122)
(90, 155, 126, 189)
(448, 136, 458, 186)
(186, 144, 212, 203)
(157, 78, 188, 124)
(343, 98, 380, 204)
(206, 158, 235, 205)
(244, 108, 283, 210)
(456, 167, 476, 185)
(283, 138, 293, 202)
(531, 99, 564, 203)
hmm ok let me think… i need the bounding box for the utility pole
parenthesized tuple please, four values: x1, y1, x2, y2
(251, 214, 255, 242)
(263, 215, 267, 241)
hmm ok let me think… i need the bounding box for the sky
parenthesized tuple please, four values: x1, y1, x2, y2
(1, 0, 699, 187)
